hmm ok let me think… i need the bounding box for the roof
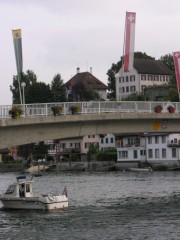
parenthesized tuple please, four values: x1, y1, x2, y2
(133, 59, 172, 75)
(65, 72, 107, 90)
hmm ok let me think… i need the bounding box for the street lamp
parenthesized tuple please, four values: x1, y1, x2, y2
(21, 82, 26, 105)
(21, 82, 26, 116)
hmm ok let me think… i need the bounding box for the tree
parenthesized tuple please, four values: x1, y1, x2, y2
(107, 52, 154, 100)
(10, 70, 37, 104)
(26, 82, 52, 103)
(160, 53, 174, 71)
(51, 74, 67, 102)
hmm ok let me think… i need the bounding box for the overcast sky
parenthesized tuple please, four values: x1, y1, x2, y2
(1, 0, 180, 104)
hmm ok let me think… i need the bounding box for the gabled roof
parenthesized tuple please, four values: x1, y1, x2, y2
(65, 72, 107, 90)
(134, 59, 172, 75)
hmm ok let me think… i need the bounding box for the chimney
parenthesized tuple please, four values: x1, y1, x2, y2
(90, 67, 92, 74)
(77, 67, 80, 73)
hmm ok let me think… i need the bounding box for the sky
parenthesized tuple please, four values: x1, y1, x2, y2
(1, 0, 180, 104)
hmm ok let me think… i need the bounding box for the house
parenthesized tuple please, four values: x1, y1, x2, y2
(65, 67, 107, 101)
(116, 133, 180, 169)
(99, 134, 116, 151)
(46, 134, 116, 162)
(115, 59, 172, 100)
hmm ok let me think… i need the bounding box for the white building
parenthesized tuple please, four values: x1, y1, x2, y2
(117, 133, 180, 168)
(115, 59, 172, 100)
(100, 134, 116, 151)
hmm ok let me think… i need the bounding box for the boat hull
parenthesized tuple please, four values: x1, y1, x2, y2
(0, 197, 68, 210)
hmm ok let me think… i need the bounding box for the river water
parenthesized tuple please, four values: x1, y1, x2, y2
(0, 171, 180, 240)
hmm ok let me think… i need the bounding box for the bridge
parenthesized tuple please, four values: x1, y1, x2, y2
(0, 101, 180, 149)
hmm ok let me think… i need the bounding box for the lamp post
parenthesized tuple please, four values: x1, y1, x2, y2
(21, 82, 26, 116)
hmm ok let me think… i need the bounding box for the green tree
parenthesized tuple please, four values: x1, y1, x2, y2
(107, 52, 154, 100)
(10, 70, 37, 104)
(51, 74, 67, 102)
(26, 82, 52, 103)
(160, 53, 174, 71)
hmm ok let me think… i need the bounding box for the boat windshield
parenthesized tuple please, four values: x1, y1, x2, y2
(5, 185, 15, 194)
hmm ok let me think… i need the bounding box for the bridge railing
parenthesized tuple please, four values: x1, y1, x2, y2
(0, 101, 180, 119)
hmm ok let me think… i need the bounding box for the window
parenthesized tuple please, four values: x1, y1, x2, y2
(162, 136, 166, 144)
(141, 75, 146, 80)
(148, 75, 153, 81)
(155, 75, 159, 81)
(172, 148, 177, 158)
(101, 138, 103, 144)
(111, 138, 114, 143)
(118, 151, 128, 159)
(155, 149, 160, 158)
(130, 75, 135, 81)
(133, 150, 138, 159)
(148, 137, 152, 144)
(148, 149, 153, 158)
(105, 138, 108, 144)
(126, 76, 129, 82)
(126, 86, 129, 92)
(130, 86, 136, 92)
(162, 149, 166, 158)
(155, 136, 159, 144)
(26, 184, 30, 193)
(122, 87, 125, 93)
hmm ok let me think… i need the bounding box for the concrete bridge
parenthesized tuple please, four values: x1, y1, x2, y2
(0, 105, 180, 149)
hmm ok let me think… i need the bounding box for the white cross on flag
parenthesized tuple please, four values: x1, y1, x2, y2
(173, 51, 180, 90)
(124, 12, 136, 72)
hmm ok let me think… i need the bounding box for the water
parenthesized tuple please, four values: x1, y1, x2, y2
(0, 171, 180, 240)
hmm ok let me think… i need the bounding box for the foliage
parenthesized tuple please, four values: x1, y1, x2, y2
(84, 87, 100, 101)
(160, 53, 174, 71)
(51, 105, 63, 115)
(125, 92, 145, 101)
(107, 52, 154, 100)
(32, 142, 48, 156)
(25, 82, 52, 103)
(165, 87, 179, 102)
(71, 83, 100, 101)
(70, 105, 81, 113)
(10, 70, 37, 104)
(98, 148, 117, 161)
(51, 74, 67, 102)
(9, 106, 23, 118)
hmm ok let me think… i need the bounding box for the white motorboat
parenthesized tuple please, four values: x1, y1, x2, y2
(0, 174, 68, 211)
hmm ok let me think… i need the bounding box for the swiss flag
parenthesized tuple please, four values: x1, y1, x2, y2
(173, 51, 180, 90)
(124, 12, 136, 72)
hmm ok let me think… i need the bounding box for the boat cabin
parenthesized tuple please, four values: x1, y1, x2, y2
(5, 180, 33, 198)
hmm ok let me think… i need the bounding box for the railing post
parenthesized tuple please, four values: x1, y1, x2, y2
(64, 102, 66, 115)
(45, 104, 48, 116)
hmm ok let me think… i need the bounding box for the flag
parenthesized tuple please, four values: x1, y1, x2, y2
(12, 29, 23, 104)
(124, 12, 136, 72)
(12, 29, 23, 77)
(62, 186, 68, 197)
(173, 51, 180, 90)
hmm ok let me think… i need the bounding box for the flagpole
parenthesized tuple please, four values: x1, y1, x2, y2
(173, 52, 180, 102)
(119, 11, 127, 102)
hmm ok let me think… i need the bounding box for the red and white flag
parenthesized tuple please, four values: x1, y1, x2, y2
(124, 12, 136, 72)
(173, 51, 180, 90)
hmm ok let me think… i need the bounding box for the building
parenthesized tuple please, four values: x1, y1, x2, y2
(115, 59, 172, 100)
(117, 133, 180, 169)
(65, 67, 107, 101)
